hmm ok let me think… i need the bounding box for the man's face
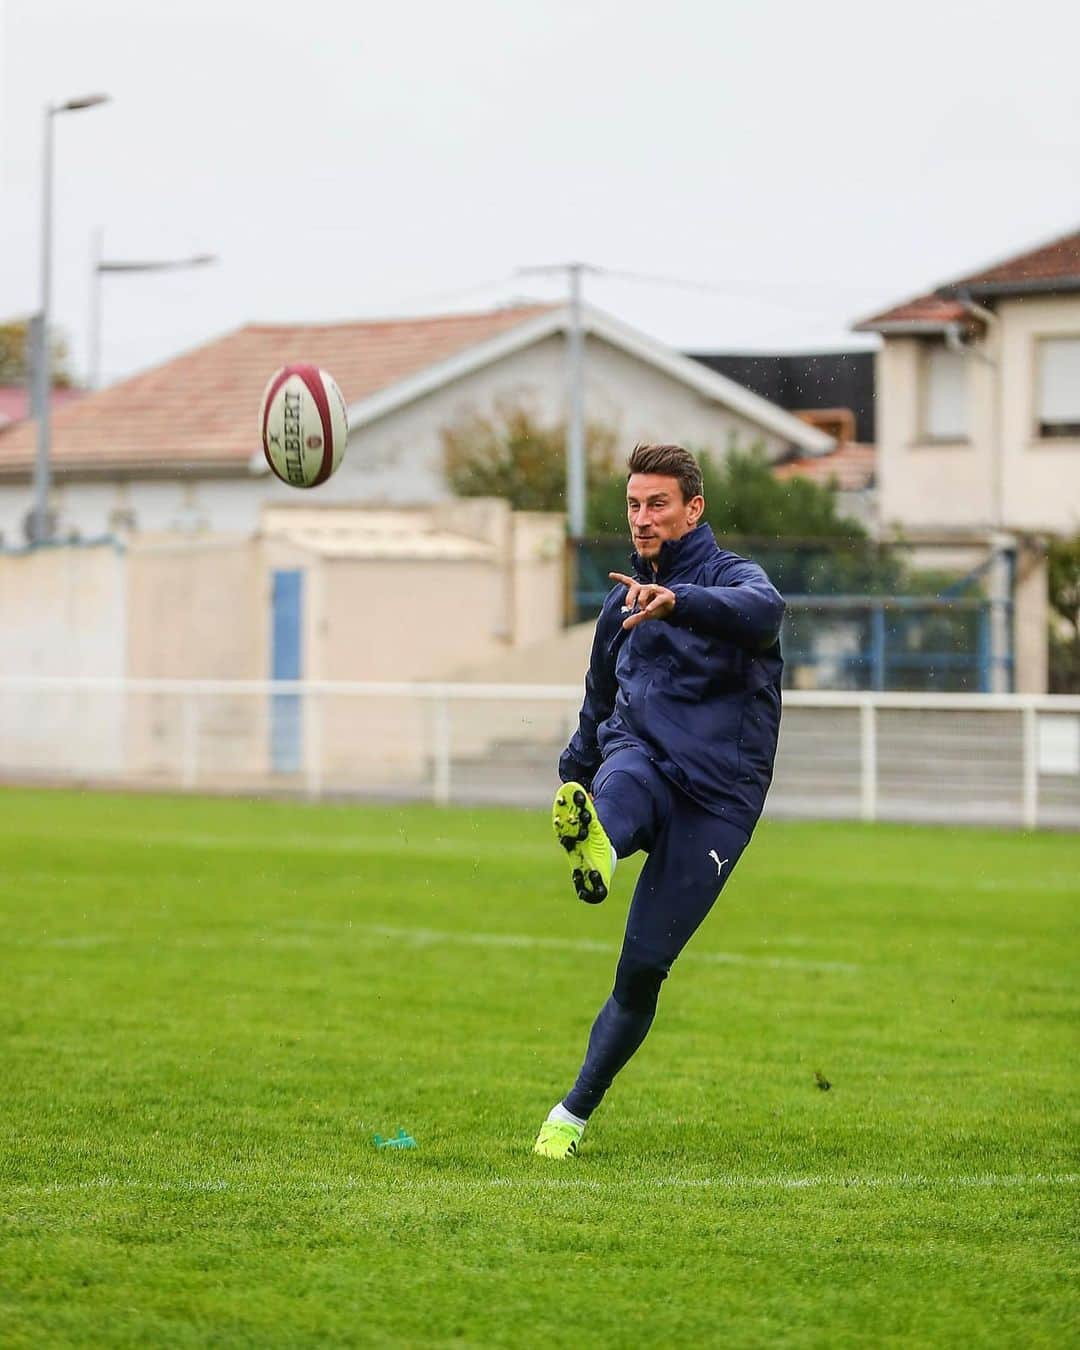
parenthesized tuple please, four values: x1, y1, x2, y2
(626, 472, 704, 561)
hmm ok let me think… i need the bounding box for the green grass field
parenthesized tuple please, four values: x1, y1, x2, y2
(1, 788, 1076, 1348)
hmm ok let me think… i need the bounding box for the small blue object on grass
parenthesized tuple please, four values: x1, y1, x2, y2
(374, 1128, 417, 1150)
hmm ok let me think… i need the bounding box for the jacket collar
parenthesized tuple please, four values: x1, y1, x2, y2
(631, 522, 717, 583)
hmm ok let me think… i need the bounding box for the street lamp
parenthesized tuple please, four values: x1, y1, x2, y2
(29, 92, 110, 545)
(88, 230, 216, 389)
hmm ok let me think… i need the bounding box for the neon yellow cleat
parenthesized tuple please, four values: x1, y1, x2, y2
(533, 1120, 584, 1159)
(552, 782, 613, 904)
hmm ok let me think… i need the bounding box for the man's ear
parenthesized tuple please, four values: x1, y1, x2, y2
(688, 494, 705, 525)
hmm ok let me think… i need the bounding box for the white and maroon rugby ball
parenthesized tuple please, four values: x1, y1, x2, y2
(259, 364, 348, 488)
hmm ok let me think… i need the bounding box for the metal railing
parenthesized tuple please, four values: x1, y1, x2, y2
(1, 678, 1078, 830)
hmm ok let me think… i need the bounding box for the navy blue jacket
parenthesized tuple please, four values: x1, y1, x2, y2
(559, 524, 785, 836)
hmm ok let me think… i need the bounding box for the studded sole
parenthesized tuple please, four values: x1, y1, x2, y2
(553, 787, 609, 905)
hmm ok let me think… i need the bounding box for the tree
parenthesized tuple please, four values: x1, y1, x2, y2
(441, 402, 618, 512)
(1048, 533, 1080, 693)
(0, 317, 75, 387)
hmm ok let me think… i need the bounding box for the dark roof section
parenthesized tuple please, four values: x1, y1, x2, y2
(856, 226, 1080, 330)
(687, 350, 875, 444)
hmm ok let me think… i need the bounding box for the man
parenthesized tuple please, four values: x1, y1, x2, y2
(533, 442, 786, 1159)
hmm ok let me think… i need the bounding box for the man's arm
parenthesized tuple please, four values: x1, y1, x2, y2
(611, 560, 784, 651)
(667, 559, 785, 651)
(558, 601, 620, 790)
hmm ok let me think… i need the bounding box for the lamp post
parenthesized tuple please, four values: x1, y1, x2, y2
(30, 93, 110, 546)
(88, 229, 216, 389)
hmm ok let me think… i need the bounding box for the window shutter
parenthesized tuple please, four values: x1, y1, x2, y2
(1037, 338, 1080, 433)
(924, 345, 967, 440)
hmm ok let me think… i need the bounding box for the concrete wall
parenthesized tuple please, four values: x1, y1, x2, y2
(876, 295, 1080, 535)
(0, 543, 127, 775)
(307, 506, 565, 783)
(0, 543, 126, 677)
(127, 536, 264, 679)
(0, 332, 795, 543)
(23, 506, 564, 786)
(875, 335, 996, 531)
(1014, 540, 1049, 694)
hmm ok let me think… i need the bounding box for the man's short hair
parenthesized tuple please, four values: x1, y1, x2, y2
(627, 443, 703, 503)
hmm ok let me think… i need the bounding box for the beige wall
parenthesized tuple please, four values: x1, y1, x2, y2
(121, 506, 562, 687)
(127, 536, 264, 678)
(875, 335, 996, 531)
(997, 296, 1080, 534)
(509, 511, 565, 647)
(305, 509, 565, 781)
(318, 557, 503, 681)
(876, 295, 1080, 535)
(0, 543, 127, 776)
(0, 543, 126, 677)
(1014, 540, 1049, 694)
(123, 537, 266, 781)
(117, 506, 564, 785)
(311, 558, 497, 787)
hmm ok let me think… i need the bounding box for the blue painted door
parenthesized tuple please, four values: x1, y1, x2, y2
(271, 569, 303, 773)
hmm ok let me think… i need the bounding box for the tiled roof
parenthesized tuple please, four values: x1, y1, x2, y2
(855, 226, 1080, 330)
(853, 294, 969, 330)
(0, 305, 553, 476)
(947, 226, 1080, 290)
(0, 386, 84, 427)
(773, 442, 875, 492)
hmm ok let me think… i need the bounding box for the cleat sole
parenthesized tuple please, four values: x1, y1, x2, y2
(552, 780, 612, 906)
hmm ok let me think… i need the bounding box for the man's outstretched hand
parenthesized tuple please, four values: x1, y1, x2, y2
(610, 571, 677, 629)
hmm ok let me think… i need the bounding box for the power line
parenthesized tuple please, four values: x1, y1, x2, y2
(363, 273, 521, 314)
(592, 264, 884, 300)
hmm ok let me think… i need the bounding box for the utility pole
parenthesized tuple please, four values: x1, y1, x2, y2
(88, 226, 104, 393)
(566, 261, 586, 538)
(517, 261, 591, 537)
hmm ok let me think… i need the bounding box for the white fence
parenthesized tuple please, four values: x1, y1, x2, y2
(1, 678, 1079, 831)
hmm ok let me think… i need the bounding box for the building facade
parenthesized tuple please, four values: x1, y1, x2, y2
(855, 227, 1080, 537)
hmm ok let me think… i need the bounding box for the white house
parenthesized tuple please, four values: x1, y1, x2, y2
(0, 302, 831, 544)
(854, 226, 1080, 537)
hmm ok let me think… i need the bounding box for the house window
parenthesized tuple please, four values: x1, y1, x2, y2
(1036, 337, 1080, 438)
(922, 343, 968, 441)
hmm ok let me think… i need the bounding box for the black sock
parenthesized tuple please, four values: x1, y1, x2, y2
(563, 994, 655, 1120)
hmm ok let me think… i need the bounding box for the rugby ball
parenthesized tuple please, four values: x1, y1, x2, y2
(260, 364, 348, 488)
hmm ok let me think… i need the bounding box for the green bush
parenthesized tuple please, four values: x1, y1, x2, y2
(441, 403, 617, 513)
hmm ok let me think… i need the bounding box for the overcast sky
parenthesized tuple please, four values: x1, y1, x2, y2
(2, 0, 1079, 387)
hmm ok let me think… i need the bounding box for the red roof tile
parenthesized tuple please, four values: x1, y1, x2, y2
(773, 442, 875, 492)
(0, 305, 553, 477)
(855, 226, 1080, 330)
